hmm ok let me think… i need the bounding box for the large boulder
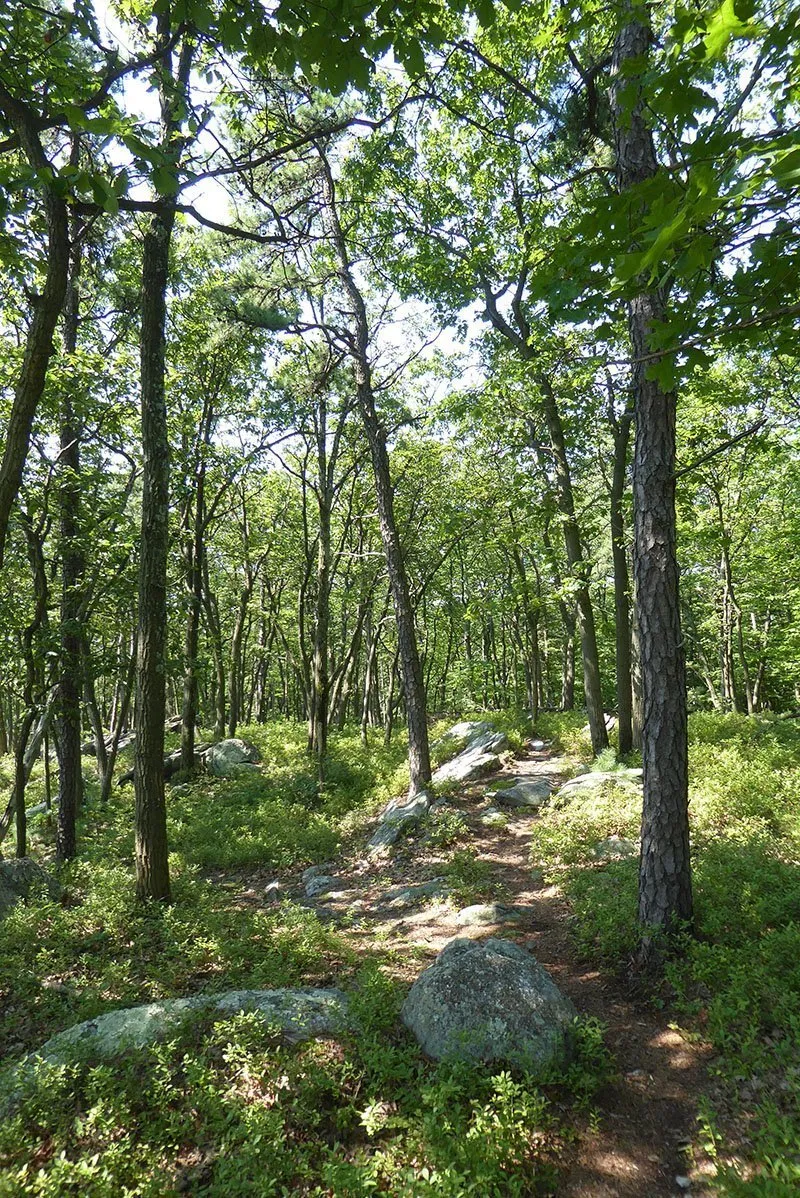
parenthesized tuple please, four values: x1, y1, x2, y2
(432, 724, 509, 786)
(207, 738, 261, 777)
(0, 858, 61, 921)
(401, 937, 576, 1069)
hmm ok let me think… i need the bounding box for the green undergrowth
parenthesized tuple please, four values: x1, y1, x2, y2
(0, 963, 612, 1197)
(531, 712, 800, 1194)
(6, 709, 619, 1196)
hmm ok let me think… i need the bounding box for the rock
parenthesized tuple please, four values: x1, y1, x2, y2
(207, 738, 261, 778)
(402, 937, 577, 1068)
(368, 790, 433, 852)
(433, 720, 492, 749)
(529, 739, 546, 750)
(432, 724, 509, 786)
(592, 836, 639, 861)
(480, 807, 508, 828)
(302, 864, 331, 884)
(3, 988, 350, 1113)
(305, 875, 339, 898)
(0, 859, 62, 921)
(455, 904, 523, 927)
(493, 778, 552, 809)
(377, 877, 449, 910)
(676, 1178, 691, 1191)
(554, 768, 643, 803)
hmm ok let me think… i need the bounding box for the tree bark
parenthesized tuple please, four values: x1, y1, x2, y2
(610, 402, 634, 754)
(613, 12, 693, 945)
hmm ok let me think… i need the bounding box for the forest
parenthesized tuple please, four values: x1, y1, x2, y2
(0, 0, 799, 1194)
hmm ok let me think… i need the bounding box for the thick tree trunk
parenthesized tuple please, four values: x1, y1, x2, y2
(613, 13, 693, 945)
(134, 203, 175, 903)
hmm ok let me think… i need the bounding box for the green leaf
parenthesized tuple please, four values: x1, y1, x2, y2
(704, 0, 754, 59)
(152, 166, 180, 196)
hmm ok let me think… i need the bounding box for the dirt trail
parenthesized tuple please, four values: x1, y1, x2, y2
(233, 739, 713, 1196)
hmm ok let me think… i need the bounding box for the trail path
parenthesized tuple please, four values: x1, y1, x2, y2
(228, 738, 713, 1196)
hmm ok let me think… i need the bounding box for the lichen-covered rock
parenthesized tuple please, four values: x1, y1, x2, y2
(207, 738, 261, 777)
(493, 778, 552, 809)
(480, 807, 509, 828)
(305, 875, 339, 898)
(454, 904, 523, 927)
(368, 790, 433, 852)
(592, 835, 639, 861)
(553, 769, 643, 807)
(401, 937, 576, 1069)
(0, 858, 61, 921)
(377, 877, 449, 910)
(3, 988, 351, 1113)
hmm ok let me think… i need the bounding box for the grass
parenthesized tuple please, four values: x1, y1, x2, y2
(1, 713, 610, 1196)
(530, 710, 800, 1195)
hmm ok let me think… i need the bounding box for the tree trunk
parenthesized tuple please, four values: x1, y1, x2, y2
(534, 383, 608, 754)
(56, 219, 85, 860)
(613, 12, 692, 946)
(134, 200, 174, 903)
(0, 85, 70, 566)
(610, 405, 634, 754)
(319, 151, 431, 794)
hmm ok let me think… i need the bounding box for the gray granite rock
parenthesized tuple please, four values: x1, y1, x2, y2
(592, 836, 639, 861)
(2, 988, 350, 1114)
(554, 769, 643, 804)
(368, 790, 434, 852)
(493, 778, 552, 809)
(454, 904, 523, 927)
(305, 875, 340, 898)
(432, 725, 509, 786)
(402, 937, 577, 1068)
(0, 859, 61, 921)
(207, 738, 261, 777)
(480, 807, 509, 828)
(377, 877, 449, 910)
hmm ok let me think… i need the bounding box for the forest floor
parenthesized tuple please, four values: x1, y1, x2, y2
(214, 738, 714, 1197)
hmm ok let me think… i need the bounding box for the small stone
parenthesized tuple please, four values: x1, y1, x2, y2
(675, 1177, 691, 1191)
(480, 807, 508, 828)
(305, 875, 339, 898)
(455, 904, 522, 927)
(302, 865, 330, 884)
